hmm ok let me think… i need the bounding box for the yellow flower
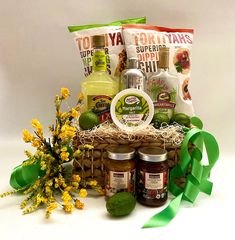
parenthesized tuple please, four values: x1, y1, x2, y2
(47, 202, 58, 212)
(35, 150, 44, 157)
(32, 139, 41, 148)
(63, 203, 74, 213)
(79, 189, 87, 198)
(46, 201, 58, 218)
(54, 176, 65, 187)
(45, 186, 52, 194)
(72, 182, 79, 189)
(88, 180, 98, 187)
(60, 151, 70, 161)
(55, 95, 61, 108)
(83, 144, 94, 150)
(41, 197, 48, 203)
(61, 112, 69, 119)
(31, 119, 43, 131)
(77, 92, 84, 101)
(59, 125, 76, 141)
(22, 129, 34, 142)
(96, 188, 105, 195)
(61, 147, 67, 152)
(55, 148, 60, 154)
(71, 108, 79, 118)
(40, 161, 47, 170)
(61, 87, 70, 99)
(46, 180, 53, 186)
(25, 150, 33, 158)
(72, 174, 81, 183)
(61, 191, 72, 203)
(64, 186, 73, 192)
(75, 199, 84, 209)
(73, 149, 82, 158)
(56, 111, 62, 118)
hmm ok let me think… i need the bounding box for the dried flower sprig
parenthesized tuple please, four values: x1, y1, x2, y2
(1, 87, 103, 218)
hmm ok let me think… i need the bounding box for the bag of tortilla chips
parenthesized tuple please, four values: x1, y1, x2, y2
(68, 17, 146, 79)
(122, 24, 194, 116)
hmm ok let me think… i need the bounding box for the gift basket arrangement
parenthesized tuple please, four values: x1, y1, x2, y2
(0, 17, 219, 228)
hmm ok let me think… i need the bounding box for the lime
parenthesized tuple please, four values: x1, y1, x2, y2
(79, 111, 100, 130)
(106, 192, 136, 217)
(152, 113, 170, 128)
(171, 113, 191, 127)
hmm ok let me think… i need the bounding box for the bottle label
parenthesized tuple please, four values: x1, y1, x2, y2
(147, 78, 177, 118)
(87, 95, 113, 123)
(93, 50, 107, 72)
(137, 170, 168, 200)
(105, 169, 135, 198)
(154, 91, 176, 109)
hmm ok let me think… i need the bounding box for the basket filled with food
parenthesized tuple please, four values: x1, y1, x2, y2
(0, 17, 219, 228)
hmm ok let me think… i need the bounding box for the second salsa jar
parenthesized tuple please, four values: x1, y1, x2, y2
(105, 145, 136, 199)
(137, 147, 169, 207)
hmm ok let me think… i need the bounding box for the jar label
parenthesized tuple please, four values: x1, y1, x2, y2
(111, 171, 128, 189)
(145, 172, 163, 189)
(105, 170, 135, 198)
(137, 170, 168, 200)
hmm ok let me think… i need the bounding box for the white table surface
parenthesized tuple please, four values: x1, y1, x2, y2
(0, 140, 233, 240)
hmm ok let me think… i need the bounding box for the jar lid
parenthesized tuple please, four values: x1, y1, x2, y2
(107, 145, 135, 160)
(138, 147, 167, 162)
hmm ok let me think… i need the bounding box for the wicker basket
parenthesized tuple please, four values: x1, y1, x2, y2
(72, 124, 192, 188)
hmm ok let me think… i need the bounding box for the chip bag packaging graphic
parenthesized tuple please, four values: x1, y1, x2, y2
(122, 24, 194, 116)
(68, 17, 146, 79)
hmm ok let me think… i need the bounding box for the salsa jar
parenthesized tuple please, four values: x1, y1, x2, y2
(105, 145, 136, 199)
(137, 147, 169, 207)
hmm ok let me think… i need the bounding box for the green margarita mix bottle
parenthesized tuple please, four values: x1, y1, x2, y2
(81, 35, 119, 123)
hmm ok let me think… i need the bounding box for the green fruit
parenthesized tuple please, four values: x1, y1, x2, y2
(152, 113, 170, 128)
(171, 113, 191, 127)
(106, 192, 136, 217)
(79, 111, 100, 130)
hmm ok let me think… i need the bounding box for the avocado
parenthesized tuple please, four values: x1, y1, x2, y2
(152, 113, 170, 128)
(171, 113, 191, 127)
(106, 192, 136, 217)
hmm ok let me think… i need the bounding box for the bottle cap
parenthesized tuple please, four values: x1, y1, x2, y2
(126, 58, 140, 69)
(92, 35, 105, 48)
(158, 47, 169, 69)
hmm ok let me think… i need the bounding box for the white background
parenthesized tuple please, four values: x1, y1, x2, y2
(0, 0, 234, 239)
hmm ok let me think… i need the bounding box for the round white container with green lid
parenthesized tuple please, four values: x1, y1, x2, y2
(110, 88, 154, 132)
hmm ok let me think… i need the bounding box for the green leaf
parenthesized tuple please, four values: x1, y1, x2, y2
(175, 62, 183, 73)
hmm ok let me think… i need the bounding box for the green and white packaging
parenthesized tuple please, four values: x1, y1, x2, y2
(68, 17, 146, 79)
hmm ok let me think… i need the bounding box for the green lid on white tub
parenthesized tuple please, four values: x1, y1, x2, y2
(110, 89, 154, 132)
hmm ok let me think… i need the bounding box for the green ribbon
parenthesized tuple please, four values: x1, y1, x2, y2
(10, 160, 44, 190)
(142, 118, 219, 228)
